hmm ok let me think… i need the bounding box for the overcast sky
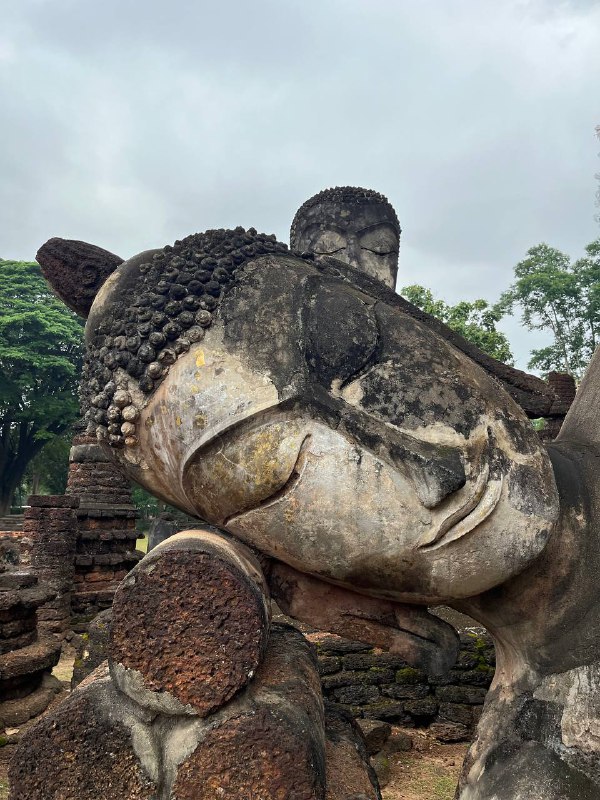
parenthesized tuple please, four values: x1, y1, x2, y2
(1, 0, 599, 368)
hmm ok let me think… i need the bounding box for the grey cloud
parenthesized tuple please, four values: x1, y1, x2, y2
(1, 0, 599, 370)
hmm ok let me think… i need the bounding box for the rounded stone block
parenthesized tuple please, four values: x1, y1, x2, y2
(172, 706, 322, 800)
(109, 528, 271, 716)
(8, 678, 157, 800)
(171, 624, 326, 800)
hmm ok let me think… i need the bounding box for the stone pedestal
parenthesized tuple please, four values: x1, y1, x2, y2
(66, 434, 143, 630)
(11, 529, 380, 799)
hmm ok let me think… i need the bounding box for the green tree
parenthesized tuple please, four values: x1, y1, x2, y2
(401, 285, 514, 364)
(499, 240, 600, 379)
(24, 433, 72, 496)
(0, 260, 84, 513)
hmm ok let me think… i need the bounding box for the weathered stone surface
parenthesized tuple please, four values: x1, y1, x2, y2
(290, 186, 400, 289)
(435, 685, 488, 705)
(36, 237, 124, 317)
(173, 706, 322, 800)
(71, 607, 112, 688)
(370, 752, 392, 789)
(109, 529, 271, 716)
(430, 721, 470, 742)
(0, 673, 62, 727)
(334, 684, 381, 705)
(26, 496, 78, 638)
(362, 701, 413, 726)
(0, 637, 61, 681)
(325, 705, 381, 799)
(66, 432, 142, 629)
(9, 678, 158, 799)
(383, 730, 413, 754)
(171, 623, 326, 800)
(38, 209, 600, 799)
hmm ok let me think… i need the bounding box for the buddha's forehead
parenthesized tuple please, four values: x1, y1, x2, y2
(297, 199, 398, 235)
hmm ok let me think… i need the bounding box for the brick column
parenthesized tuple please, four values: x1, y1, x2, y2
(26, 495, 78, 639)
(66, 434, 143, 631)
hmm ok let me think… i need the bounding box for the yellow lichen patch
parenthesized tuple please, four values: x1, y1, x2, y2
(196, 351, 205, 367)
(176, 416, 182, 427)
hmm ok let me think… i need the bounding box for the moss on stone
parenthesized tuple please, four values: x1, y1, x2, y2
(396, 667, 422, 684)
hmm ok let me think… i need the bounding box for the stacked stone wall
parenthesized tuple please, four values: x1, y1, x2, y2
(312, 630, 495, 740)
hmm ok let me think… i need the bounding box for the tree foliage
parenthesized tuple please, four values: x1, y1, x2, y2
(498, 240, 600, 379)
(24, 433, 72, 496)
(0, 260, 84, 513)
(401, 285, 514, 364)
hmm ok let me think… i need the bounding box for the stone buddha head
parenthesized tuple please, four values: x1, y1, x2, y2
(290, 187, 401, 289)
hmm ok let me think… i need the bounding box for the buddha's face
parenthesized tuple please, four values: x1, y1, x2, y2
(292, 200, 399, 288)
(96, 252, 559, 606)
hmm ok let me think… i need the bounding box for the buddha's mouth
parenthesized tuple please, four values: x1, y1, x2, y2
(417, 464, 503, 551)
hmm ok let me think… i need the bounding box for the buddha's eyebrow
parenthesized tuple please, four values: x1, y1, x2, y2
(356, 222, 399, 237)
(302, 222, 346, 236)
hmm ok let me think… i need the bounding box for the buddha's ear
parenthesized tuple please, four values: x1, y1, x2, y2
(36, 237, 124, 318)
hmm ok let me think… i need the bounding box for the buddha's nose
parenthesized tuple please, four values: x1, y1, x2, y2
(345, 237, 362, 270)
(390, 437, 466, 509)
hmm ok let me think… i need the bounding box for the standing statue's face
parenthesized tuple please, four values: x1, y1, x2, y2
(293, 200, 399, 288)
(101, 252, 559, 606)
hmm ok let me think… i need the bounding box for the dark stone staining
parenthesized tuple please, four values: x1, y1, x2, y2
(306, 281, 380, 388)
(81, 228, 288, 447)
(480, 741, 599, 800)
(290, 186, 401, 252)
(219, 254, 315, 397)
(508, 463, 558, 518)
(306, 254, 558, 419)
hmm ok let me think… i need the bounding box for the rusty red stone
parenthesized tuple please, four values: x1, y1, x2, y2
(173, 706, 323, 800)
(109, 531, 271, 716)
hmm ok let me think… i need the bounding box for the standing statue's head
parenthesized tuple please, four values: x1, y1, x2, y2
(290, 186, 401, 289)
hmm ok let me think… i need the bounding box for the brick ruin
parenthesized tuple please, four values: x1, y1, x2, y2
(25, 495, 78, 639)
(66, 433, 143, 631)
(540, 371, 577, 440)
(0, 495, 74, 734)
